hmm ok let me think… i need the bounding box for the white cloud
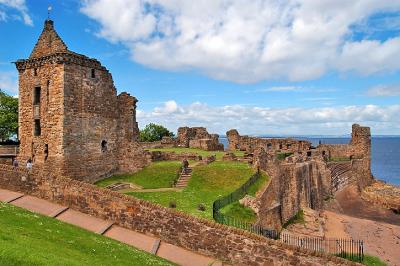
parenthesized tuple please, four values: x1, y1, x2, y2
(137, 101, 400, 135)
(0, 0, 32, 26)
(81, 0, 400, 83)
(0, 71, 18, 95)
(367, 84, 400, 97)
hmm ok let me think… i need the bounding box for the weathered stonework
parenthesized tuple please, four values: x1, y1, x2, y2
(226, 129, 311, 153)
(0, 164, 354, 265)
(15, 20, 149, 182)
(177, 127, 224, 151)
(244, 124, 374, 230)
(361, 181, 400, 213)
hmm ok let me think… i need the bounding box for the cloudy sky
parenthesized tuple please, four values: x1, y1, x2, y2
(1, 0, 400, 135)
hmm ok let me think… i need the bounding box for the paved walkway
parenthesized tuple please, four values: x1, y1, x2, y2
(0, 188, 223, 266)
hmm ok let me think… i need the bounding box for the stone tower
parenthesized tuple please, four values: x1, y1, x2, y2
(15, 20, 148, 182)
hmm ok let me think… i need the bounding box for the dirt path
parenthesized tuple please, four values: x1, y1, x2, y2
(324, 185, 400, 265)
(335, 185, 400, 225)
(324, 210, 400, 266)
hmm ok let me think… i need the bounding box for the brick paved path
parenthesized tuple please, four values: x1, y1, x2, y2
(0, 188, 223, 266)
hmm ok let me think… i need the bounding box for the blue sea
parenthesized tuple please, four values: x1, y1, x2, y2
(219, 137, 400, 186)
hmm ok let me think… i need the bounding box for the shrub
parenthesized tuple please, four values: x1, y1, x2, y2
(197, 203, 206, 211)
(169, 201, 176, 208)
(276, 152, 293, 160)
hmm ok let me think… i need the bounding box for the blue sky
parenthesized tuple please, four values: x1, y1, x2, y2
(1, 0, 400, 135)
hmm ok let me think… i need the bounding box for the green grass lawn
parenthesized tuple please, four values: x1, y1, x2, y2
(0, 202, 174, 266)
(219, 202, 257, 223)
(127, 161, 255, 219)
(147, 147, 245, 160)
(95, 161, 182, 189)
(218, 172, 268, 223)
(336, 253, 387, 266)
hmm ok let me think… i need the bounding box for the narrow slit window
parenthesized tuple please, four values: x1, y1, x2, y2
(46, 80, 50, 99)
(34, 120, 41, 136)
(44, 144, 48, 161)
(33, 87, 41, 105)
(91, 68, 96, 78)
(34, 68, 38, 76)
(101, 140, 107, 152)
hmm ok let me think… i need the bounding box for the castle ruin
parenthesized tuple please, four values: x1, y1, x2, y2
(14, 20, 148, 182)
(227, 124, 374, 230)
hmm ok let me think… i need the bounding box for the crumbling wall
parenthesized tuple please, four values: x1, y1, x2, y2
(177, 127, 223, 151)
(0, 164, 351, 265)
(226, 129, 311, 153)
(148, 151, 200, 162)
(316, 124, 373, 190)
(257, 159, 331, 230)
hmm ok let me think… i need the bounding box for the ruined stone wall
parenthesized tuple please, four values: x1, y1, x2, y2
(257, 159, 331, 230)
(316, 124, 373, 189)
(0, 164, 351, 265)
(226, 129, 311, 153)
(317, 144, 352, 159)
(177, 127, 223, 151)
(149, 151, 200, 162)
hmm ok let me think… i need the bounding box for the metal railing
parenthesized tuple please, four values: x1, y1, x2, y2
(212, 171, 279, 240)
(212, 171, 364, 262)
(281, 233, 364, 262)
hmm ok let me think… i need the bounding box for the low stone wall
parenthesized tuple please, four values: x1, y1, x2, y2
(199, 155, 216, 165)
(0, 164, 352, 265)
(140, 141, 164, 149)
(148, 151, 200, 162)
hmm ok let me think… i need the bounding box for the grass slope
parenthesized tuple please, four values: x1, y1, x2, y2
(337, 253, 387, 266)
(96, 161, 182, 189)
(219, 172, 268, 223)
(0, 202, 174, 266)
(128, 161, 254, 219)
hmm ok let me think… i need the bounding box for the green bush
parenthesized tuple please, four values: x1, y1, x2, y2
(276, 152, 293, 160)
(139, 123, 174, 142)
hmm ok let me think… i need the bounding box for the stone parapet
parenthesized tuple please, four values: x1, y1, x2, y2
(0, 164, 354, 265)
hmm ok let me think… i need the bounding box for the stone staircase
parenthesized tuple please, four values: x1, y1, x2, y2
(328, 162, 352, 192)
(175, 167, 192, 188)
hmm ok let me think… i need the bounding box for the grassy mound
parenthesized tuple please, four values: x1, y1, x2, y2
(0, 202, 174, 266)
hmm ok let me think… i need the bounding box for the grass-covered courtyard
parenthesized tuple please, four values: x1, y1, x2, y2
(128, 161, 263, 219)
(0, 202, 174, 266)
(96, 161, 182, 189)
(96, 146, 269, 220)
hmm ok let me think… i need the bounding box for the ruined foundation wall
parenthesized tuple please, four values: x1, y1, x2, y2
(177, 127, 223, 151)
(258, 160, 331, 230)
(226, 129, 311, 153)
(0, 164, 350, 266)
